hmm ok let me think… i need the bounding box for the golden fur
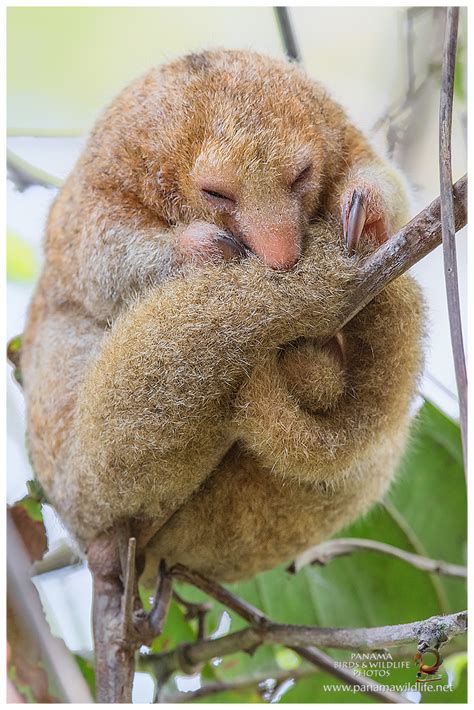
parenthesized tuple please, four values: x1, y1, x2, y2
(21, 50, 423, 582)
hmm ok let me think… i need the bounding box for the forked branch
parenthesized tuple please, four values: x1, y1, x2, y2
(289, 537, 467, 578)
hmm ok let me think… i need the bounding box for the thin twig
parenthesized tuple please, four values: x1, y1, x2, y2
(7, 512, 93, 702)
(121, 537, 137, 640)
(286, 645, 408, 704)
(148, 561, 173, 637)
(171, 563, 267, 627)
(173, 589, 212, 619)
(143, 609, 467, 680)
(132, 561, 174, 647)
(31, 541, 82, 576)
(406, 9, 416, 96)
(439, 7, 467, 472)
(289, 538, 467, 578)
(371, 8, 442, 154)
(425, 370, 459, 403)
(172, 589, 212, 641)
(160, 665, 316, 703)
(167, 565, 423, 703)
(7, 148, 61, 192)
(274, 7, 301, 62)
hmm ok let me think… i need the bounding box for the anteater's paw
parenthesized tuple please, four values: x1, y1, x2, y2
(340, 184, 389, 256)
(177, 221, 246, 266)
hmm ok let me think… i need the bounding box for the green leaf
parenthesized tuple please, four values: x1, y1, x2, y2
(138, 402, 465, 702)
(280, 671, 376, 704)
(443, 652, 467, 692)
(7, 231, 38, 283)
(7, 334, 22, 364)
(74, 655, 96, 698)
(17, 495, 43, 523)
(385, 400, 466, 614)
(148, 599, 195, 654)
(26, 478, 47, 504)
(275, 648, 301, 671)
(176, 401, 465, 702)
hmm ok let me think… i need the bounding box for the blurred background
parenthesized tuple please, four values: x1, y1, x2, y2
(7, 6, 467, 703)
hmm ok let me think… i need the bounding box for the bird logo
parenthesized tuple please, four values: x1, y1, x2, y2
(414, 647, 443, 682)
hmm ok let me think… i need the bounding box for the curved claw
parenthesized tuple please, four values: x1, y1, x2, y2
(216, 231, 248, 260)
(324, 330, 346, 368)
(343, 190, 367, 256)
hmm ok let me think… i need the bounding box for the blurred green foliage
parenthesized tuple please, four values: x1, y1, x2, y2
(7, 231, 38, 283)
(7, 7, 467, 703)
(7, 6, 281, 134)
(141, 401, 466, 703)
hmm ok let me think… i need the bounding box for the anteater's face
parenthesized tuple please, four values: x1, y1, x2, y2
(122, 50, 332, 269)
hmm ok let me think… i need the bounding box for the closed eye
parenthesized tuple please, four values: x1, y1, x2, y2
(201, 188, 235, 205)
(291, 164, 313, 190)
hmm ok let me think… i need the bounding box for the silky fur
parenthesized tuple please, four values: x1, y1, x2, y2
(143, 260, 424, 583)
(21, 49, 424, 582)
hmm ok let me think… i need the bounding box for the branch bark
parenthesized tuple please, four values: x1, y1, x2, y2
(439, 7, 467, 471)
(143, 609, 466, 686)
(173, 566, 408, 703)
(171, 564, 267, 626)
(164, 565, 463, 704)
(7, 512, 93, 703)
(284, 644, 408, 704)
(274, 7, 301, 62)
(328, 173, 467, 339)
(290, 538, 467, 578)
(88, 529, 143, 703)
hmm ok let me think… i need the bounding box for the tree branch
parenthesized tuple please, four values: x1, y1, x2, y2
(135, 560, 174, 644)
(89, 536, 137, 702)
(439, 7, 467, 472)
(143, 609, 466, 687)
(31, 541, 82, 576)
(166, 565, 460, 703)
(7, 148, 61, 192)
(371, 8, 444, 158)
(150, 562, 173, 633)
(171, 563, 267, 626)
(289, 538, 467, 578)
(7, 175, 468, 703)
(121, 536, 137, 641)
(172, 589, 212, 641)
(328, 173, 467, 339)
(160, 665, 316, 703)
(274, 7, 301, 62)
(171, 565, 408, 703)
(284, 644, 408, 704)
(7, 512, 93, 702)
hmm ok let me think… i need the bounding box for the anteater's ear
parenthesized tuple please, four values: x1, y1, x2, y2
(156, 162, 174, 192)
